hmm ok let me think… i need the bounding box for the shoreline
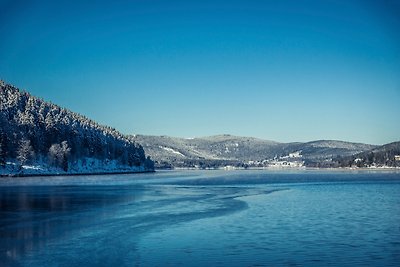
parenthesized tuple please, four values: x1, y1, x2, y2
(0, 169, 155, 178)
(160, 166, 400, 172)
(2, 166, 399, 178)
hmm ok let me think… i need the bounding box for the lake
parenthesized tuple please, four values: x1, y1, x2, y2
(1, 170, 399, 266)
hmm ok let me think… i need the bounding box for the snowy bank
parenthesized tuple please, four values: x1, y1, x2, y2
(0, 158, 154, 177)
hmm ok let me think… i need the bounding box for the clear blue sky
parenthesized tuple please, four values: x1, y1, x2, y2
(1, 0, 399, 145)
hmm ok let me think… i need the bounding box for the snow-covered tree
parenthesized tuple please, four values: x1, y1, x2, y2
(17, 139, 34, 166)
(48, 141, 71, 171)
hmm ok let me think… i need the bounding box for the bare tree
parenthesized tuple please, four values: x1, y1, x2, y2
(17, 139, 34, 166)
(48, 141, 71, 171)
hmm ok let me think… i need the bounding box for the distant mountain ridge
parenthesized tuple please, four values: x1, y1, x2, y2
(0, 80, 154, 176)
(132, 134, 382, 169)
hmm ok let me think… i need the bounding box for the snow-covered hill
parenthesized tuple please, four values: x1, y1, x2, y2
(334, 141, 400, 168)
(132, 134, 377, 168)
(0, 80, 154, 176)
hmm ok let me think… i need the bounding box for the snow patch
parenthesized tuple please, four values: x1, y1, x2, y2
(159, 146, 185, 157)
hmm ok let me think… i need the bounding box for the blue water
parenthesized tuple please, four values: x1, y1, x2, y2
(1, 170, 400, 266)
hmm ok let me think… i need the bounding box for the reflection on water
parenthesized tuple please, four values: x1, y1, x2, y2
(0, 185, 143, 266)
(0, 180, 265, 266)
(0, 171, 400, 267)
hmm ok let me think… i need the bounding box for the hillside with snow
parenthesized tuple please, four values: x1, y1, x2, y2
(334, 141, 400, 168)
(132, 134, 378, 169)
(0, 80, 154, 176)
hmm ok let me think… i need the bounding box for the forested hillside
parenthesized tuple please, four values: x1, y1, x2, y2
(334, 142, 400, 168)
(0, 80, 154, 175)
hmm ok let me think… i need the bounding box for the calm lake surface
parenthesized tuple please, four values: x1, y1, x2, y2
(1, 170, 400, 266)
